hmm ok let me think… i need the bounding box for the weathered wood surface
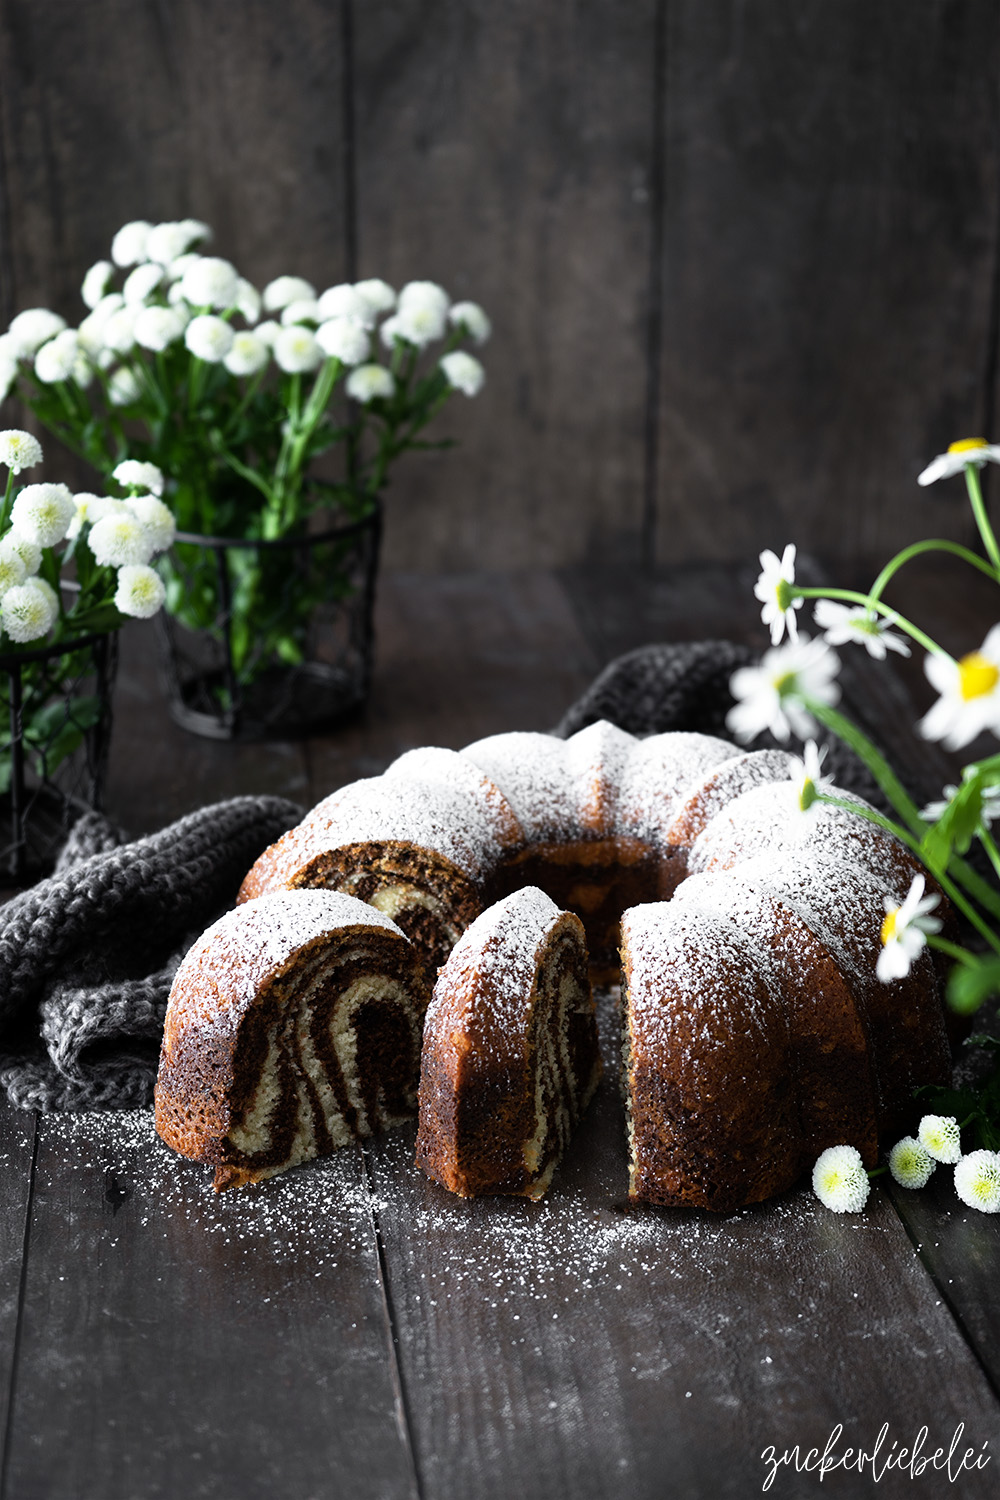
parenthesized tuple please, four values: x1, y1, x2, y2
(3, 1, 998, 571)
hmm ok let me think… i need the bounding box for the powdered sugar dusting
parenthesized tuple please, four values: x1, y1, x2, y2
(463, 731, 578, 841)
(616, 732, 735, 845)
(687, 781, 900, 877)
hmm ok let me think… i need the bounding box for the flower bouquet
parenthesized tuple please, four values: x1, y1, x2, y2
(0, 218, 490, 735)
(734, 438, 1000, 1215)
(0, 431, 173, 877)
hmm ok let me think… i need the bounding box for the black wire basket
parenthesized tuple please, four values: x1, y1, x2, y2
(0, 629, 118, 885)
(157, 505, 382, 741)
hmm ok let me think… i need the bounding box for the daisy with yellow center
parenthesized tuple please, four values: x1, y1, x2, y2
(954, 1150, 1000, 1213)
(917, 1113, 962, 1165)
(811, 1145, 870, 1213)
(876, 873, 942, 983)
(788, 739, 833, 816)
(754, 543, 802, 645)
(918, 437, 1000, 486)
(919, 625, 1000, 749)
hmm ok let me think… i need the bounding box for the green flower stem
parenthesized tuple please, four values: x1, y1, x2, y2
(949, 855, 1000, 923)
(928, 935, 980, 967)
(793, 587, 950, 660)
(804, 697, 927, 835)
(965, 463, 1000, 574)
(978, 824, 1000, 885)
(865, 539, 1000, 605)
(0, 467, 14, 533)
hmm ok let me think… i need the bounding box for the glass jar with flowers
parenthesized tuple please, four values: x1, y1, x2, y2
(0, 219, 490, 739)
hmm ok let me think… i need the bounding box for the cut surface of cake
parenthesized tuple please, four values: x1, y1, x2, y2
(155, 889, 430, 1190)
(416, 886, 602, 1199)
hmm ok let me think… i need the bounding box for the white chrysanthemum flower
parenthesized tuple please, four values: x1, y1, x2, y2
(0, 547, 26, 597)
(72, 351, 94, 389)
(889, 1137, 936, 1189)
(185, 314, 234, 363)
(396, 300, 449, 346)
(448, 300, 491, 345)
(123, 262, 165, 306)
(181, 257, 239, 311)
(812, 1145, 870, 1212)
(440, 350, 485, 396)
(34, 330, 81, 384)
(954, 1150, 1000, 1212)
(134, 304, 186, 353)
(111, 220, 153, 267)
(918, 1114, 962, 1165)
(918, 438, 1000, 486)
(66, 492, 105, 540)
(274, 325, 322, 374)
(345, 363, 396, 404)
(0, 353, 16, 404)
(168, 251, 201, 284)
(787, 739, 833, 817)
(81, 260, 114, 310)
(254, 319, 281, 349)
(353, 278, 396, 316)
(180, 219, 211, 247)
(10, 482, 75, 546)
(97, 348, 116, 371)
(114, 562, 166, 619)
(77, 293, 125, 355)
(0, 532, 41, 576)
(1, 576, 59, 643)
(876, 875, 942, 983)
(123, 493, 175, 553)
(7, 308, 67, 359)
(263, 275, 317, 312)
(398, 280, 450, 316)
(316, 318, 370, 365)
(280, 298, 321, 327)
(235, 278, 261, 325)
(102, 306, 140, 355)
(0, 430, 43, 475)
(224, 331, 269, 378)
(317, 284, 372, 326)
(88, 511, 156, 567)
(727, 636, 841, 743)
(813, 598, 910, 659)
(919, 626, 1000, 749)
(107, 366, 142, 407)
(380, 314, 403, 348)
(146, 219, 208, 267)
(113, 459, 165, 497)
(755, 544, 801, 646)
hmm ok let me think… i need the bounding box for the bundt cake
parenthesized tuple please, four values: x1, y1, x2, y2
(416, 886, 602, 1199)
(180, 720, 952, 1210)
(154, 890, 431, 1190)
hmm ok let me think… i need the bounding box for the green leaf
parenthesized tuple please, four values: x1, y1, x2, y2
(946, 956, 1000, 1015)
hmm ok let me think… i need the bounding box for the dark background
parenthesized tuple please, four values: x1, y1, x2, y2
(1, 0, 997, 577)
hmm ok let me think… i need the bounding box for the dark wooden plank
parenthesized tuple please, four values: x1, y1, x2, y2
(655, 0, 1000, 569)
(367, 998, 1000, 1500)
(0, 1100, 36, 1480)
(4, 1111, 418, 1500)
(353, 0, 656, 571)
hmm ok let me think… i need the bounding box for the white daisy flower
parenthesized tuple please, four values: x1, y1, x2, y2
(224, 331, 269, 378)
(316, 284, 371, 325)
(262, 276, 317, 313)
(0, 430, 43, 475)
(134, 305, 187, 353)
(274, 326, 322, 374)
(888, 1137, 936, 1189)
(448, 301, 491, 345)
(727, 636, 841, 743)
(34, 330, 81, 384)
(122, 263, 165, 306)
(146, 220, 207, 267)
(316, 319, 370, 366)
(113, 460, 165, 496)
(81, 260, 114, 310)
(876, 875, 942, 983)
(280, 298, 321, 327)
(787, 739, 833, 816)
(0, 532, 41, 575)
(918, 438, 1000, 486)
(102, 306, 140, 355)
(918, 1114, 962, 1165)
(110, 220, 153, 267)
(10, 482, 75, 547)
(812, 1144, 870, 1212)
(345, 364, 396, 404)
(235, 278, 261, 325)
(0, 547, 26, 597)
(181, 257, 239, 311)
(88, 511, 155, 567)
(123, 494, 175, 553)
(380, 314, 403, 349)
(919, 625, 1000, 749)
(7, 308, 67, 359)
(254, 319, 281, 349)
(754, 543, 801, 646)
(440, 350, 485, 396)
(813, 598, 910, 659)
(114, 562, 166, 619)
(0, 576, 59, 643)
(954, 1150, 1000, 1212)
(185, 315, 234, 363)
(396, 300, 448, 346)
(108, 366, 142, 407)
(353, 278, 396, 316)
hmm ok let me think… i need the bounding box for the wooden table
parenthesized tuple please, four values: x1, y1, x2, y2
(1, 567, 998, 1499)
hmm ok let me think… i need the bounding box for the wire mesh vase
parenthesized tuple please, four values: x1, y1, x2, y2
(0, 630, 119, 884)
(157, 505, 382, 741)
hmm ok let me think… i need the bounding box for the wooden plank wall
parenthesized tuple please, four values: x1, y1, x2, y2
(0, 0, 998, 573)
